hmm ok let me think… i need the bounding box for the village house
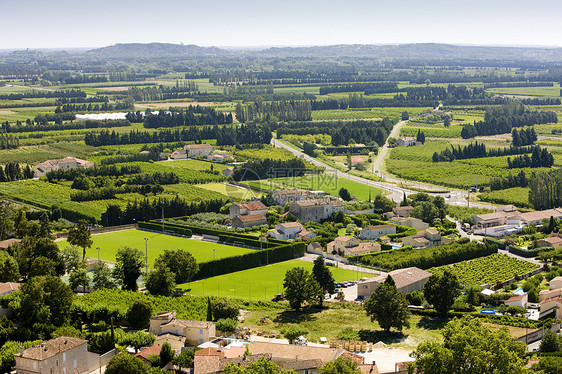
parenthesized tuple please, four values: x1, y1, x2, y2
(289, 198, 345, 223)
(505, 294, 528, 309)
(539, 296, 562, 319)
(229, 200, 268, 229)
(327, 235, 359, 253)
(401, 228, 442, 248)
(229, 201, 268, 220)
(0, 238, 20, 250)
(537, 236, 562, 250)
(268, 222, 316, 241)
(389, 216, 429, 231)
(232, 214, 268, 229)
(222, 167, 234, 177)
(149, 311, 216, 346)
(357, 267, 432, 298)
(136, 345, 163, 366)
(207, 151, 234, 163)
(358, 224, 396, 240)
(171, 143, 215, 159)
(270, 189, 313, 206)
(396, 138, 421, 147)
(550, 276, 562, 290)
(472, 207, 562, 232)
(326, 236, 381, 256)
(14, 336, 108, 374)
(33, 157, 96, 177)
(350, 156, 364, 167)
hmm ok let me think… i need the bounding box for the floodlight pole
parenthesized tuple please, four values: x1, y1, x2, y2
(144, 237, 149, 274)
(97, 247, 100, 262)
(161, 202, 165, 232)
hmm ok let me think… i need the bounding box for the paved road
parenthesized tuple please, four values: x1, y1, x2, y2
(271, 136, 492, 209)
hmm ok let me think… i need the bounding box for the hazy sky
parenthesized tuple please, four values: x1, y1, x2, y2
(2, 0, 561, 49)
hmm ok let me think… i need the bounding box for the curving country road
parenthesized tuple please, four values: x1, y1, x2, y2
(271, 122, 493, 209)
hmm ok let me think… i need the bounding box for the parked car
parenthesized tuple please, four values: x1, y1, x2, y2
(271, 294, 284, 302)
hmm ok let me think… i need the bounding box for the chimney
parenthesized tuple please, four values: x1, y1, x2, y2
(19, 346, 24, 356)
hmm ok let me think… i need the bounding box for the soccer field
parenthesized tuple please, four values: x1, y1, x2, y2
(57, 229, 254, 266)
(178, 259, 370, 301)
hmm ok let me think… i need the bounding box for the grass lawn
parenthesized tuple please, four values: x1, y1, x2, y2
(57, 229, 254, 265)
(179, 259, 371, 301)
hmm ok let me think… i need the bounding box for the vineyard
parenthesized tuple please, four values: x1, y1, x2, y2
(231, 145, 295, 161)
(400, 125, 463, 138)
(72, 289, 208, 321)
(478, 187, 531, 208)
(428, 253, 539, 287)
(355, 241, 497, 271)
(119, 160, 227, 184)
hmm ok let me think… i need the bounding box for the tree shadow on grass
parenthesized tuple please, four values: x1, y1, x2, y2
(273, 307, 322, 324)
(358, 329, 408, 344)
(416, 317, 449, 330)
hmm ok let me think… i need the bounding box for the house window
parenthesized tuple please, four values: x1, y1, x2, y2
(199, 338, 204, 344)
(200, 329, 203, 334)
(63, 353, 66, 361)
(73, 360, 77, 369)
(33, 362, 37, 370)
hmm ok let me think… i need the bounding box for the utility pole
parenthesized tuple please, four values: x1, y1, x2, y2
(97, 247, 100, 263)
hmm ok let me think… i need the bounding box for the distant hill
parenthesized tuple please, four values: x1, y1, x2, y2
(88, 42, 227, 58)
(258, 43, 562, 60)
(86, 42, 562, 61)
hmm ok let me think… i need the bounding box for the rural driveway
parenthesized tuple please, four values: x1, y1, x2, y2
(271, 137, 492, 209)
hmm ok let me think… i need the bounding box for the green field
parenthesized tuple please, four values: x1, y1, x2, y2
(56, 229, 254, 265)
(179, 259, 369, 300)
(249, 175, 382, 201)
(478, 187, 531, 208)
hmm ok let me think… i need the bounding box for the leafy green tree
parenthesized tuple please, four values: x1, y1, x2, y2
(312, 256, 335, 306)
(145, 266, 176, 296)
(67, 219, 93, 261)
(410, 317, 528, 374)
(159, 343, 175, 367)
(19, 275, 73, 328)
(211, 298, 240, 321)
(339, 188, 352, 201)
(173, 349, 197, 370)
(92, 261, 115, 290)
(223, 357, 295, 374)
(364, 276, 410, 332)
(155, 249, 198, 283)
(0, 251, 19, 282)
(0, 340, 40, 373)
(126, 299, 153, 330)
(540, 330, 560, 352)
(372, 194, 396, 214)
(320, 357, 361, 374)
(87, 330, 115, 354)
(534, 356, 562, 374)
(105, 352, 148, 374)
(61, 245, 85, 272)
(112, 246, 144, 291)
(423, 270, 461, 317)
(118, 331, 155, 353)
(216, 318, 238, 334)
(283, 267, 323, 311)
(283, 325, 308, 343)
(443, 116, 451, 127)
(29, 256, 60, 277)
(69, 266, 89, 293)
(401, 111, 409, 121)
